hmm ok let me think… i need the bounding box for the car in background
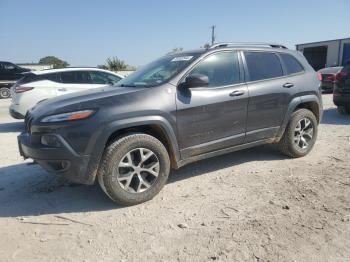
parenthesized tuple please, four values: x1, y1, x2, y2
(333, 61, 350, 114)
(317, 66, 343, 93)
(0, 61, 31, 99)
(9, 68, 123, 119)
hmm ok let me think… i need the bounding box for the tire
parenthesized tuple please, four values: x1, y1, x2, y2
(277, 109, 318, 158)
(97, 133, 170, 205)
(337, 106, 350, 115)
(0, 87, 11, 99)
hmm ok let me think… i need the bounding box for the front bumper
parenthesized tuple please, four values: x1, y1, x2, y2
(18, 132, 96, 185)
(333, 92, 350, 107)
(9, 106, 25, 119)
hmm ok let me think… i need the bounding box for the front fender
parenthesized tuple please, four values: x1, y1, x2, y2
(88, 115, 180, 171)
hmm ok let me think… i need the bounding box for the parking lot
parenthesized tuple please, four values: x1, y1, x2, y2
(0, 94, 349, 261)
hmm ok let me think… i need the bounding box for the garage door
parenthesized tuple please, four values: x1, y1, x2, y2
(342, 43, 350, 65)
(303, 46, 328, 71)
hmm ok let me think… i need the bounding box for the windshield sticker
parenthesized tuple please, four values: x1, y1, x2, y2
(171, 56, 193, 62)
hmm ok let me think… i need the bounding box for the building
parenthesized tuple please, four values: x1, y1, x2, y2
(17, 63, 53, 71)
(296, 37, 350, 70)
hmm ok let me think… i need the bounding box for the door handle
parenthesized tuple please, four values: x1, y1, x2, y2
(283, 83, 294, 88)
(229, 90, 245, 97)
(57, 88, 67, 91)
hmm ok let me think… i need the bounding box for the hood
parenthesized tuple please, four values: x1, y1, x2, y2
(19, 67, 31, 72)
(30, 85, 145, 117)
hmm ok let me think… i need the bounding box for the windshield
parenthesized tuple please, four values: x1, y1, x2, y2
(116, 53, 201, 87)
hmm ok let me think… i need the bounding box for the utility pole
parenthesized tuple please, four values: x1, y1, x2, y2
(211, 25, 216, 45)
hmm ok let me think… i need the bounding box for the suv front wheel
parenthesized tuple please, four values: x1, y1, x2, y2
(98, 133, 170, 205)
(277, 109, 318, 158)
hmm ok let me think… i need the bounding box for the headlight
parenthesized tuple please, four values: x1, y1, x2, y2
(41, 110, 95, 123)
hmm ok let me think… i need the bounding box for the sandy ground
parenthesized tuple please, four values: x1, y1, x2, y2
(0, 94, 349, 262)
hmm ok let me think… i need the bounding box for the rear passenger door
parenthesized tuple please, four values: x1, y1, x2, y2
(242, 51, 298, 142)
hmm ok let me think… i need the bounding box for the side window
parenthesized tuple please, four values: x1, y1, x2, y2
(44, 73, 59, 83)
(60, 72, 76, 83)
(89, 72, 122, 85)
(60, 71, 91, 84)
(89, 71, 109, 84)
(280, 53, 304, 75)
(103, 72, 122, 84)
(187, 51, 241, 87)
(3, 62, 16, 70)
(244, 52, 283, 81)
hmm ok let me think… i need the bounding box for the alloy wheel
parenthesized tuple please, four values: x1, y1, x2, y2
(294, 118, 314, 149)
(116, 148, 160, 193)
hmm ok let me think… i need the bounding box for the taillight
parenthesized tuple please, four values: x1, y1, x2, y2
(15, 86, 34, 93)
(335, 71, 348, 82)
(317, 72, 322, 81)
(326, 74, 336, 81)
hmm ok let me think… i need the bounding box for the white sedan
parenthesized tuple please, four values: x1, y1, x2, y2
(9, 67, 123, 119)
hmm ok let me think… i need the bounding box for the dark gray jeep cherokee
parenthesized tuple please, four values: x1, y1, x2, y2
(18, 43, 323, 205)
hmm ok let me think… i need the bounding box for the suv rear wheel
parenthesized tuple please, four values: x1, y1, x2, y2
(98, 133, 170, 205)
(337, 106, 350, 115)
(277, 109, 318, 158)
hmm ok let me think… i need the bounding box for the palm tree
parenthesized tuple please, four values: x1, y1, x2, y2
(104, 57, 129, 71)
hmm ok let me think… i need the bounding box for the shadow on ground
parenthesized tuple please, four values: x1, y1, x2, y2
(0, 145, 284, 218)
(321, 108, 350, 125)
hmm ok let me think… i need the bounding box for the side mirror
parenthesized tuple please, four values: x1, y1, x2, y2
(182, 74, 209, 88)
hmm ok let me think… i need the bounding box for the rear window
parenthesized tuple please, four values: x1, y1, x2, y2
(280, 53, 304, 75)
(244, 52, 283, 81)
(16, 74, 43, 85)
(17, 73, 59, 84)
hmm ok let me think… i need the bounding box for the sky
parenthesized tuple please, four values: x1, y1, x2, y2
(0, 0, 349, 67)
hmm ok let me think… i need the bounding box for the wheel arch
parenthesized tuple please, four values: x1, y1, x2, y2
(98, 116, 180, 169)
(276, 95, 322, 139)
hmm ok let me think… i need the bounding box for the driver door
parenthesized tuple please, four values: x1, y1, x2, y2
(176, 51, 248, 158)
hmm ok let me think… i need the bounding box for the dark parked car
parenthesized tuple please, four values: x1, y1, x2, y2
(0, 61, 30, 98)
(333, 61, 350, 114)
(317, 66, 343, 93)
(18, 43, 323, 205)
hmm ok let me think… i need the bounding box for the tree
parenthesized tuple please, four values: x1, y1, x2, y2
(39, 56, 69, 69)
(97, 64, 108, 70)
(104, 57, 129, 71)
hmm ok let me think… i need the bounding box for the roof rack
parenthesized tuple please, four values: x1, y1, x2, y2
(209, 42, 288, 49)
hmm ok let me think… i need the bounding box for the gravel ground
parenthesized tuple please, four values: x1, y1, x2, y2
(0, 94, 349, 262)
